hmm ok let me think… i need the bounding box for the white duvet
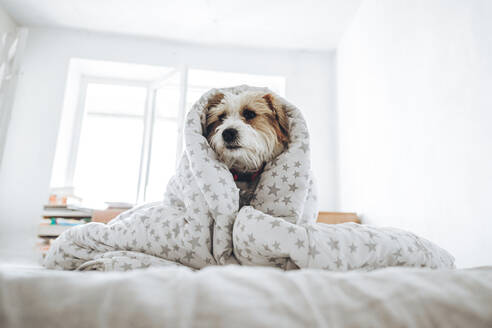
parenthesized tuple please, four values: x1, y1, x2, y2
(1, 265, 491, 328)
(44, 85, 454, 272)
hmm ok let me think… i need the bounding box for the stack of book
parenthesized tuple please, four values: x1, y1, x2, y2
(39, 205, 92, 236)
(37, 204, 92, 258)
(36, 196, 134, 257)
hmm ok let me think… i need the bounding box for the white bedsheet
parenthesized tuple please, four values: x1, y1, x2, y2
(1, 264, 491, 328)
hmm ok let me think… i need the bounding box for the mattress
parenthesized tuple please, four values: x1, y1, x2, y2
(1, 264, 491, 327)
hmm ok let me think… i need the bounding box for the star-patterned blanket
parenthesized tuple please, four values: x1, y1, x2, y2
(44, 85, 454, 271)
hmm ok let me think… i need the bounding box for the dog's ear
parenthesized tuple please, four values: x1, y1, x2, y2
(206, 92, 224, 112)
(204, 92, 225, 137)
(263, 93, 289, 143)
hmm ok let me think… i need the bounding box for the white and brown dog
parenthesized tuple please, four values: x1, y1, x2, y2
(205, 91, 289, 207)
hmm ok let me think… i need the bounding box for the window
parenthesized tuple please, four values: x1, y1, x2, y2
(74, 82, 148, 204)
(53, 60, 285, 205)
(144, 73, 181, 202)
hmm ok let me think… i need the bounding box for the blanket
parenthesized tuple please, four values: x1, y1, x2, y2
(3, 265, 492, 328)
(44, 85, 454, 271)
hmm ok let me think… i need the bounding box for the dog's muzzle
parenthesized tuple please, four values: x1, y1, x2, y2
(222, 128, 238, 143)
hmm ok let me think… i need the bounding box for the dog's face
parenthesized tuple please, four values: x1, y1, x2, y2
(205, 91, 289, 172)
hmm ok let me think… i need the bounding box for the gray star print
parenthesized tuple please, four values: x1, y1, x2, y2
(160, 245, 171, 257)
(365, 242, 377, 252)
(183, 250, 195, 262)
(328, 238, 339, 250)
(200, 141, 208, 151)
(210, 205, 222, 217)
(122, 263, 132, 271)
(308, 245, 320, 259)
(194, 223, 203, 232)
(288, 183, 299, 192)
(300, 142, 309, 153)
(173, 224, 180, 237)
(295, 239, 305, 249)
(189, 237, 200, 249)
(256, 214, 265, 222)
(334, 257, 343, 269)
(349, 243, 357, 253)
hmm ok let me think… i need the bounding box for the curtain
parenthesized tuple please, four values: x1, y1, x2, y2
(0, 27, 27, 166)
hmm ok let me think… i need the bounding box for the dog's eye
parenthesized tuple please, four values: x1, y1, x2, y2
(219, 113, 226, 121)
(243, 109, 256, 120)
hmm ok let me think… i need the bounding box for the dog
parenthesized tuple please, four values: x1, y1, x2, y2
(205, 91, 289, 207)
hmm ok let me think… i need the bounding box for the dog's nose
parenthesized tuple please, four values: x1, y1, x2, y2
(222, 128, 238, 143)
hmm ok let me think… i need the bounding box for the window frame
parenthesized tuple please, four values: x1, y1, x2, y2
(67, 68, 187, 204)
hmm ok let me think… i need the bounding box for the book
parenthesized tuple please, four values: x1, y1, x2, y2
(105, 201, 133, 209)
(39, 192, 92, 247)
(41, 218, 90, 226)
(42, 210, 91, 218)
(66, 204, 95, 213)
(38, 224, 73, 237)
(43, 204, 69, 209)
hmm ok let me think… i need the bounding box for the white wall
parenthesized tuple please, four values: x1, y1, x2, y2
(0, 4, 16, 33)
(0, 27, 336, 261)
(337, 0, 492, 268)
(0, 5, 19, 166)
(0, 5, 26, 262)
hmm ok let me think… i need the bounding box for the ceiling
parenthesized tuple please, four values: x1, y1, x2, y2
(1, 0, 362, 51)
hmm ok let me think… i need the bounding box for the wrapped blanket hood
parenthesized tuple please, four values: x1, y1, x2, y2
(44, 85, 455, 271)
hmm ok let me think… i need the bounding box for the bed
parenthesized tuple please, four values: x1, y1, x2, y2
(1, 263, 491, 327)
(3, 86, 490, 327)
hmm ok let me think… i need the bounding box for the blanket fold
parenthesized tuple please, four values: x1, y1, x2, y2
(44, 85, 454, 271)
